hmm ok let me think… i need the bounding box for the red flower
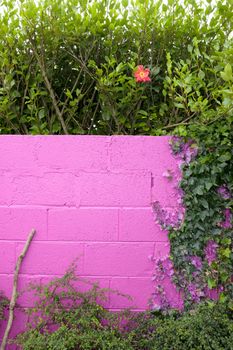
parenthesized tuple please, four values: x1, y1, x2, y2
(134, 65, 151, 82)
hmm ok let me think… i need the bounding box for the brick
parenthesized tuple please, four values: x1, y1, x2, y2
(0, 207, 47, 240)
(152, 176, 180, 207)
(153, 242, 170, 259)
(110, 136, 177, 172)
(0, 274, 42, 307)
(48, 208, 118, 241)
(119, 208, 168, 242)
(36, 136, 109, 171)
(109, 277, 154, 309)
(79, 172, 151, 207)
(0, 136, 37, 169)
(0, 242, 15, 273)
(84, 243, 154, 277)
(161, 276, 183, 308)
(0, 309, 27, 341)
(15, 242, 84, 275)
(0, 275, 12, 300)
(11, 172, 77, 206)
(0, 172, 14, 205)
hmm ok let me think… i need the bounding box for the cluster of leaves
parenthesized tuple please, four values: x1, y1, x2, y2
(14, 264, 134, 350)
(131, 302, 233, 350)
(168, 116, 233, 308)
(0, 0, 232, 135)
(0, 291, 8, 321)
(14, 268, 233, 350)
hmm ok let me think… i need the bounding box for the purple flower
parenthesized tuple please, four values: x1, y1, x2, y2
(152, 201, 183, 230)
(220, 208, 232, 229)
(187, 283, 205, 302)
(190, 256, 202, 270)
(217, 185, 231, 200)
(162, 170, 173, 180)
(170, 137, 198, 164)
(187, 283, 200, 302)
(205, 240, 218, 265)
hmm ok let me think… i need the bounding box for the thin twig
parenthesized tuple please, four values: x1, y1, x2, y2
(27, 34, 68, 134)
(0, 229, 36, 350)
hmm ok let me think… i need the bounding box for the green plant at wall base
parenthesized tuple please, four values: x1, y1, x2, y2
(14, 267, 233, 350)
(130, 303, 233, 350)
(14, 264, 134, 350)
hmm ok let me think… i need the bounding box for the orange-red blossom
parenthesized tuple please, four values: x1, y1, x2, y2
(134, 65, 151, 82)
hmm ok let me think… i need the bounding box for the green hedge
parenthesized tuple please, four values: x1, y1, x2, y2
(0, 0, 232, 135)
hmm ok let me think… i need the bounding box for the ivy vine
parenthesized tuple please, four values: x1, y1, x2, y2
(152, 117, 233, 310)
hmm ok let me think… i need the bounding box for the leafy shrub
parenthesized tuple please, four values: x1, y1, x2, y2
(14, 267, 233, 350)
(131, 303, 233, 350)
(14, 264, 134, 350)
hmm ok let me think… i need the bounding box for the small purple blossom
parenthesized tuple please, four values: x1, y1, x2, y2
(190, 256, 202, 270)
(152, 201, 183, 230)
(162, 169, 173, 181)
(205, 240, 218, 265)
(187, 283, 205, 302)
(217, 185, 231, 200)
(220, 208, 232, 229)
(170, 137, 198, 164)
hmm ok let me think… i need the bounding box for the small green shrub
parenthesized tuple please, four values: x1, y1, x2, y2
(131, 303, 233, 350)
(13, 266, 233, 350)
(14, 264, 134, 350)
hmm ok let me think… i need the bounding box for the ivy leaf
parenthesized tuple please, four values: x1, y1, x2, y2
(200, 199, 209, 209)
(194, 186, 204, 195)
(221, 248, 231, 258)
(207, 279, 216, 289)
(205, 182, 213, 191)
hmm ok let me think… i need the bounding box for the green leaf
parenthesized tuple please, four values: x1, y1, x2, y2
(205, 182, 213, 191)
(207, 278, 216, 289)
(174, 103, 185, 109)
(38, 109, 45, 119)
(221, 248, 231, 258)
(220, 64, 233, 82)
(137, 110, 148, 116)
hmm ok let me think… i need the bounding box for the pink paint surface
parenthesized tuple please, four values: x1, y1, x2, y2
(0, 135, 182, 345)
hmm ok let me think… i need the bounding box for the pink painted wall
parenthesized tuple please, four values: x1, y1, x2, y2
(0, 135, 182, 340)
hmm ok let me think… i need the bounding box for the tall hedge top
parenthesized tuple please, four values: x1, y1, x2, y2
(0, 0, 232, 135)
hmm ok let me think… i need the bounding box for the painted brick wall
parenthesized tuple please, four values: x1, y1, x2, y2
(0, 135, 182, 340)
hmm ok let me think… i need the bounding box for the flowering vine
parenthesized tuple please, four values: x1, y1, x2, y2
(151, 130, 233, 310)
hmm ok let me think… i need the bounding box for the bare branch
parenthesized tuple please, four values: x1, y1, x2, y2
(0, 229, 36, 350)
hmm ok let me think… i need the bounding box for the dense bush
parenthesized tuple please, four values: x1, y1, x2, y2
(14, 265, 134, 350)
(131, 303, 233, 350)
(0, 0, 232, 134)
(14, 268, 233, 350)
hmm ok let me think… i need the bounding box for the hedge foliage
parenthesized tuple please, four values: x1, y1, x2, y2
(0, 0, 232, 135)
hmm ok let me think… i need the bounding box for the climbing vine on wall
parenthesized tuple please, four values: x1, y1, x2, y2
(153, 117, 233, 310)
